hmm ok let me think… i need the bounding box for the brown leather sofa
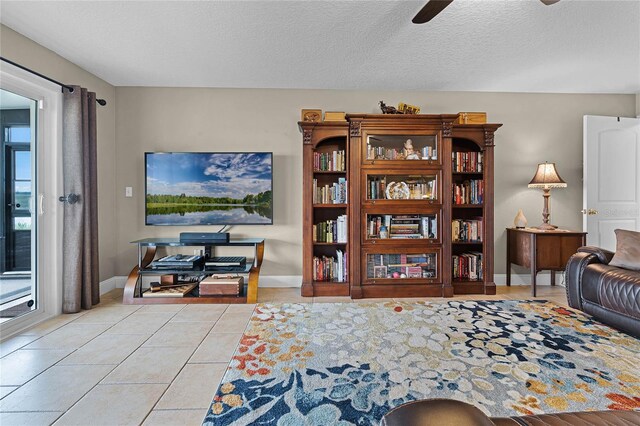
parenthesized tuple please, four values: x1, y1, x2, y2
(565, 246, 640, 338)
(380, 399, 640, 426)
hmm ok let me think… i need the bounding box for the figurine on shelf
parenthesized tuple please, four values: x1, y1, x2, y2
(404, 139, 421, 160)
(379, 101, 402, 114)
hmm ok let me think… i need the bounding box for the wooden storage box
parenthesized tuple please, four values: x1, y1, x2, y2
(324, 111, 346, 122)
(457, 112, 487, 125)
(199, 275, 243, 296)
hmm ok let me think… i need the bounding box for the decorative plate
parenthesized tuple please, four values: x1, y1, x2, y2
(385, 181, 410, 200)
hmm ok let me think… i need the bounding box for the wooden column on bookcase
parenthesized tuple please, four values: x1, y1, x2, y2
(299, 121, 350, 297)
(348, 119, 363, 299)
(441, 118, 455, 297)
(481, 125, 500, 295)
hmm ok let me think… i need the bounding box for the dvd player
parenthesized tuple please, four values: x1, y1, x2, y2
(149, 254, 204, 269)
(205, 256, 246, 267)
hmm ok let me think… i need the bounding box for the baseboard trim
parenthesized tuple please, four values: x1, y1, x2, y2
(100, 275, 303, 291)
(259, 276, 302, 288)
(99, 277, 118, 295)
(494, 271, 566, 286)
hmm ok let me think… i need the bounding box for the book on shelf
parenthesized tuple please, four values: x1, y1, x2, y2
(313, 177, 347, 204)
(313, 215, 347, 243)
(453, 180, 483, 205)
(452, 151, 483, 173)
(452, 252, 483, 280)
(314, 150, 346, 172)
(452, 218, 483, 242)
(313, 250, 348, 282)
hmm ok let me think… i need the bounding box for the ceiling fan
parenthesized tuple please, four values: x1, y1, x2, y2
(412, 0, 561, 24)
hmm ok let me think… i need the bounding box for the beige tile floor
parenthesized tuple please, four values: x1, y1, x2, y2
(0, 285, 568, 426)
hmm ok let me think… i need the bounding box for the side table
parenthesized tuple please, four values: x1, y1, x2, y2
(506, 228, 587, 296)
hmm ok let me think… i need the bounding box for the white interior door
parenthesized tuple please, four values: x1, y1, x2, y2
(583, 115, 640, 251)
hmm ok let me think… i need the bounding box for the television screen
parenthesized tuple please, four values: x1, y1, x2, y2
(145, 152, 273, 225)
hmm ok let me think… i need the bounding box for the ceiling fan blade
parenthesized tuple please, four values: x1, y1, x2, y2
(540, 0, 561, 5)
(412, 0, 454, 24)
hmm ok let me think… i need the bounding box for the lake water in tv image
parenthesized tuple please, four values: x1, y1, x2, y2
(145, 152, 273, 225)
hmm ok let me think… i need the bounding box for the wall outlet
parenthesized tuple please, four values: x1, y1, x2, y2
(125, 187, 133, 197)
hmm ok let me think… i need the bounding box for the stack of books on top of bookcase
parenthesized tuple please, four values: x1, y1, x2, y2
(452, 219, 483, 242)
(313, 215, 347, 243)
(453, 180, 483, 204)
(313, 178, 347, 204)
(453, 252, 483, 281)
(314, 150, 346, 171)
(452, 152, 483, 172)
(313, 250, 348, 282)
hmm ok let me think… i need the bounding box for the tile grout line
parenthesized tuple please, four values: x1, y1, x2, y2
(140, 307, 229, 425)
(6, 307, 171, 423)
(48, 310, 179, 425)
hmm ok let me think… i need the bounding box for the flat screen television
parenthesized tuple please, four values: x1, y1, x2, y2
(145, 152, 273, 225)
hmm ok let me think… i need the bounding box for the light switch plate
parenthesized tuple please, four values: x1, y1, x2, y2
(125, 187, 133, 197)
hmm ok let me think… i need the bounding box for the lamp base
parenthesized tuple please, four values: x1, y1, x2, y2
(535, 223, 558, 231)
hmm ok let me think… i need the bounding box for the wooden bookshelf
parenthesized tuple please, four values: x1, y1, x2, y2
(451, 124, 502, 296)
(300, 115, 501, 298)
(300, 121, 351, 297)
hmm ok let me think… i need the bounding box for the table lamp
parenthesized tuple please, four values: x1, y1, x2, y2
(528, 162, 567, 230)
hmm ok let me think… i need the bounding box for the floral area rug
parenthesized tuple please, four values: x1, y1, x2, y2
(202, 300, 640, 425)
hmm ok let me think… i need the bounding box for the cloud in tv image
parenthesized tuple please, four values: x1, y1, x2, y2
(145, 152, 273, 225)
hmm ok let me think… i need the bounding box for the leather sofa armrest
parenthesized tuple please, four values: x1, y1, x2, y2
(565, 252, 602, 310)
(380, 399, 495, 426)
(577, 246, 615, 264)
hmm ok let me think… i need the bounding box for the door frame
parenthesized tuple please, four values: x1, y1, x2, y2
(0, 64, 63, 338)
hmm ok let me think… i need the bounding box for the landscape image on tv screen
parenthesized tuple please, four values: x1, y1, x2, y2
(145, 152, 273, 225)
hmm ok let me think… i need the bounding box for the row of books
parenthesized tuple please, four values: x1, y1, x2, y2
(453, 180, 484, 205)
(314, 150, 346, 172)
(313, 250, 348, 282)
(313, 178, 347, 204)
(366, 146, 437, 160)
(313, 215, 347, 243)
(452, 252, 483, 280)
(452, 219, 483, 242)
(452, 151, 483, 173)
(367, 215, 437, 239)
(367, 177, 437, 200)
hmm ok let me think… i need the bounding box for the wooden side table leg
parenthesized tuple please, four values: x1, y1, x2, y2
(246, 241, 264, 304)
(531, 234, 537, 297)
(550, 270, 556, 286)
(506, 231, 511, 287)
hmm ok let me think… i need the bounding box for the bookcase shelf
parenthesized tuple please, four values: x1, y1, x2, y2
(313, 204, 348, 208)
(300, 116, 501, 298)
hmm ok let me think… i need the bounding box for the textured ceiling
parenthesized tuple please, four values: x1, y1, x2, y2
(1, 0, 639, 93)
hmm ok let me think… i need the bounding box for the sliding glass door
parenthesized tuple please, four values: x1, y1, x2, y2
(0, 89, 38, 323)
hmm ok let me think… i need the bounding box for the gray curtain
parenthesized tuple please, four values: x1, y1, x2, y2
(62, 86, 99, 313)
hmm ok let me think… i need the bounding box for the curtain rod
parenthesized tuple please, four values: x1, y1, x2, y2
(1, 56, 107, 106)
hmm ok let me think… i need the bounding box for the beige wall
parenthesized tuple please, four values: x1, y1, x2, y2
(0, 25, 117, 281)
(115, 87, 636, 279)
